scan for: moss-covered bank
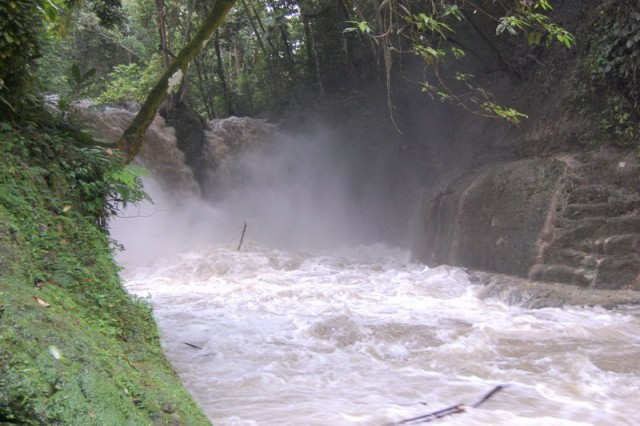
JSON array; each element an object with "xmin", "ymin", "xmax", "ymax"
[{"xmin": 0, "ymin": 124, "xmax": 210, "ymax": 424}]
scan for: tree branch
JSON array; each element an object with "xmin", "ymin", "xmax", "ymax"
[{"xmin": 116, "ymin": 0, "xmax": 236, "ymax": 163}]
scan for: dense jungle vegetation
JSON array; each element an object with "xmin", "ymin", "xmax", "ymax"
[
  {"xmin": 3, "ymin": 0, "xmax": 638, "ymax": 142},
  {"xmin": 0, "ymin": 0, "xmax": 638, "ymax": 423},
  {"xmin": 13, "ymin": 0, "xmax": 579, "ymax": 120}
]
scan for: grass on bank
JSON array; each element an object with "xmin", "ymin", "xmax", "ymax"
[{"xmin": 0, "ymin": 123, "xmax": 210, "ymax": 425}]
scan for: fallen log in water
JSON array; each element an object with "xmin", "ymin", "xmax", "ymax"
[{"xmin": 387, "ymin": 385, "xmax": 505, "ymax": 425}]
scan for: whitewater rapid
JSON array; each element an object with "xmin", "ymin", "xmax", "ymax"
[{"xmin": 122, "ymin": 243, "xmax": 640, "ymax": 426}]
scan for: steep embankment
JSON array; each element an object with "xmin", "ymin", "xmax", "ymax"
[
  {"xmin": 410, "ymin": 2, "xmax": 640, "ymax": 298},
  {"xmin": 0, "ymin": 125, "xmax": 209, "ymax": 424}
]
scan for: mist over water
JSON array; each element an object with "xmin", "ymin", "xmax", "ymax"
[
  {"xmin": 207, "ymin": 128, "xmax": 367, "ymax": 249},
  {"xmin": 111, "ymin": 117, "xmax": 640, "ymax": 425},
  {"xmin": 113, "ymin": 122, "xmax": 411, "ymax": 267}
]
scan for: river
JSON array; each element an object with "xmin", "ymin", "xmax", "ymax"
[
  {"xmin": 107, "ymin": 114, "xmax": 640, "ymax": 425},
  {"xmin": 118, "ymin": 237, "xmax": 640, "ymax": 425}
]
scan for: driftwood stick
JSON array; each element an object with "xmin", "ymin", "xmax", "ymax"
[
  {"xmin": 183, "ymin": 342, "xmax": 202, "ymax": 350},
  {"xmin": 389, "ymin": 404, "xmax": 465, "ymax": 425},
  {"xmin": 472, "ymin": 384, "xmax": 505, "ymax": 408},
  {"xmin": 387, "ymin": 385, "xmax": 505, "ymax": 425},
  {"xmin": 237, "ymin": 221, "xmax": 247, "ymax": 251}
]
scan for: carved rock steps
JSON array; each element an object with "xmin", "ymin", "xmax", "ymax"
[{"xmin": 530, "ymin": 181, "xmax": 640, "ymax": 290}]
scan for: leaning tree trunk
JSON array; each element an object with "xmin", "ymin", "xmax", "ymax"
[{"xmin": 117, "ymin": 0, "xmax": 236, "ymax": 163}]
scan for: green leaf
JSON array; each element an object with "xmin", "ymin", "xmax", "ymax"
[
  {"xmin": 527, "ymin": 32, "xmax": 542, "ymax": 45},
  {"xmin": 451, "ymin": 46, "xmax": 466, "ymax": 59},
  {"xmin": 124, "ymin": 164, "xmax": 151, "ymax": 178},
  {"xmin": 345, "ymin": 20, "xmax": 372, "ymax": 34}
]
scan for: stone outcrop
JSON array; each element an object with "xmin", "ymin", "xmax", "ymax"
[
  {"xmin": 203, "ymin": 116, "xmax": 278, "ymax": 192},
  {"xmin": 161, "ymin": 101, "xmax": 209, "ymax": 191},
  {"xmin": 79, "ymin": 106, "xmax": 279, "ymax": 200},
  {"xmin": 411, "ymin": 150, "xmax": 640, "ymax": 291},
  {"xmin": 80, "ymin": 105, "xmax": 201, "ymax": 199}
]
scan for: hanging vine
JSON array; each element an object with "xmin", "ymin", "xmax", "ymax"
[{"xmin": 345, "ymin": 0, "xmax": 575, "ymax": 123}]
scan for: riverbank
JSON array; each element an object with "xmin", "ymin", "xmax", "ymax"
[{"xmin": 0, "ymin": 125, "xmax": 209, "ymax": 424}]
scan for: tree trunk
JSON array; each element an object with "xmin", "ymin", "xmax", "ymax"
[
  {"xmin": 267, "ymin": 0, "xmax": 295, "ymax": 68},
  {"xmin": 117, "ymin": 0, "xmax": 236, "ymax": 162},
  {"xmin": 302, "ymin": 14, "xmax": 316, "ymax": 84},
  {"xmin": 182, "ymin": 0, "xmax": 197, "ymax": 44},
  {"xmin": 214, "ymin": 30, "xmax": 233, "ymax": 116},
  {"xmin": 249, "ymin": 0, "xmax": 278, "ymax": 54},
  {"xmin": 194, "ymin": 57, "xmax": 215, "ymax": 119},
  {"xmin": 231, "ymin": 41, "xmax": 243, "ymax": 81},
  {"xmin": 240, "ymin": 0, "xmax": 271, "ymax": 60},
  {"xmin": 155, "ymin": 0, "xmax": 170, "ymax": 69}
]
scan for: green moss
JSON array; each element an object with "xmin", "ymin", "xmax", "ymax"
[
  {"xmin": 572, "ymin": 2, "xmax": 640, "ymax": 150},
  {"xmin": 0, "ymin": 125, "xmax": 210, "ymax": 424}
]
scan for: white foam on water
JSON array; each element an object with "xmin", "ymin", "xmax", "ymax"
[{"xmin": 122, "ymin": 244, "xmax": 640, "ymax": 426}]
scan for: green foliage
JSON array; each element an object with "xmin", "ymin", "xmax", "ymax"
[
  {"xmin": 496, "ymin": 6, "xmax": 574, "ymax": 48},
  {"xmin": 482, "ymin": 102, "xmax": 528, "ymax": 124},
  {"xmin": 107, "ymin": 164, "xmax": 152, "ymax": 212},
  {"xmin": 422, "ymin": 74, "xmax": 527, "ymax": 124},
  {"xmin": 1, "ymin": 113, "xmax": 149, "ymax": 228},
  {"xmin": 592, "ymin": 3, "xmax": 640, "ymax": 105},
  {"xmin": 53, "ymin": 63, "xmax": 99, "ymax": 120},
  {"xmin": 598, "ymin": 95, "xmax": 640, "ymax": 143},
  {"xmin": 58, "ymin": 144, "xmax": 135, "ymax": 225},
  {"xmin": 3, "ymin": 0, "xmax": 578, "ymax": 132},
  {"xmin": 35, "ymin": 38, "xmax": 75, "ymax": 95},
  {"xmin": 0, "ymin": 0, "xmax": 45, "ymax": 117},
  {"xmin": 413, "ymin": 12, "xmax": 454, "ymax": 37},
  {"xmin": 360, "ymin": 0, "xmax": 575, "ymax": 123},
  {"xmin": 577, "ymin": 1, "xmax": 640, "ymax": 148},
  {"xmin": 69, "ymin": 63, "xmax": 97, "ymax": 94},
  {"xmin": 344, "ymin": 20, "xmax": 372, "ymax": 34},
  {"xmin": 90, "ymin": 0, "xmax": 125, "ymax": 28},
  {"xmin": 97, "ymin": 58, "xmax": 162, "ymax": 104},
  {"xmin": 35, "ymin": 0, "xmax": 154, "ymax": 106},
  {"xmin": 0, "ymin": 123, "xmax": 210, "ymax": 424}
]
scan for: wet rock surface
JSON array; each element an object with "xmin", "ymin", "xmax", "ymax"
[
  {"xmin": 471, "ymin": 271, "xmax": 640, "ymax": 309},
  {"xmin": 411, "ymin": 157, "xmax": 566, "ymax": 277},
  {"xmin": 79, "ymin": 105, "xmax": 201, "ymax": 199},
  {"xmin": 412, "ymin": 149, "xmax": 640, "ymax": 295}
]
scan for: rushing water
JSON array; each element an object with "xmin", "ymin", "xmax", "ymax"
[
  {"xmin": 102, "ymin": 111, "xmax": 640, "ymax": 425},
  {"xmin": 121, "ymin": 242, "xmax": 640, "ymax": 426}
]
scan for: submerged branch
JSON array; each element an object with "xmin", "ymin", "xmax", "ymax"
[
  {"xmin": 237, "ymin": 222, "xmax": 247, "ymax": 251},
  {"xmin": 387, "ymin": 385, "xmax": 506, "ymax": 425}
]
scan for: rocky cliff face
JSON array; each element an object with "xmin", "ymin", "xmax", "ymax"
[
  {"xmin": 408, "ymin": 2, "xmax": 640, "ymax": 295},
  {"xmin": 411, "ymin": 150, "xmax": 640, "ymax": 291}
]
